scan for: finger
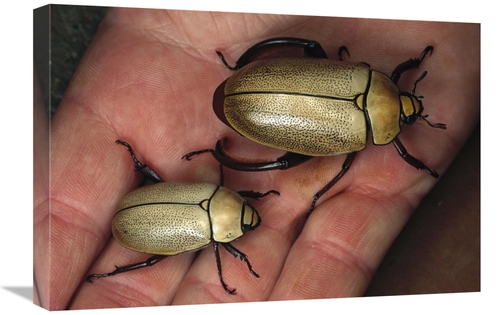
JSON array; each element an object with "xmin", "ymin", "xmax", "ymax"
[
  {"xmin": 46, "ymin": 8, "xmax": 174, "ymax": 308},
  {"xmin": 268, "ymin": 189, "xmax": 413, "ymax": 299},
  {"xmin": 33, "ymin": 67, "xmax": 49, "ymax": 308}
]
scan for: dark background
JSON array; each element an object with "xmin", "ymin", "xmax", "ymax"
[
  {"xmin": 41, "ymin": 4, "xmax": 480, "ymax": 297},
  {"xmin": 43, "ymin": 5, "xmax": 107, "ymax": 117}
]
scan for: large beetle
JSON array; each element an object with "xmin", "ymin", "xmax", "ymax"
[
  {"xmin": 86, "ymin": 140, "xmax": 278, "ymax": 294},
  {"xmin": 184, "ymin": 37, "xmax": 446, "ymax": 213}
]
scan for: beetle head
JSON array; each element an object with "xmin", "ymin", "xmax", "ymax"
[
  {"xmin": 241, "ymin": 202, "xmax": 261, "ymax": 232},
  {"xmin": 399, "ymin": 71, "xmax": 446, "ymax": 129},
  {"xmin": 400, "ymin": 92, "xmax": 423, "ymax": 126}
]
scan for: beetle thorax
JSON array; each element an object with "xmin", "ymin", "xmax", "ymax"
[
  {"xmin": 209, "ymin": 187, "xmax": 251, "ymax": 243},
  {"xmin": 400, "ymin": 93, "xmax": 423, "ymax": 125}
]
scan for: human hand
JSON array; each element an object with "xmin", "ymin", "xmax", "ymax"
[{"xmin": 34, "ymin": 8, "xmax": 479, "ymax": 309}]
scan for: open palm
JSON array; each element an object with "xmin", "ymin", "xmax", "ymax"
[{"xmin": 34, "ymin": 9, "xmax": 479, "ymax": 309}]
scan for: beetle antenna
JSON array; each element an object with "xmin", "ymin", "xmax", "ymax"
[
  {"xmin": 420, "ymin": 114, "xmax": 447, "ymax": 129},
  {"xmin": 411, "ymin": 71, "xmax": 446, "ymax": 129},
  {"xmin": 412, "ymin": 71, "xmax": 427, "ymax": 95}
]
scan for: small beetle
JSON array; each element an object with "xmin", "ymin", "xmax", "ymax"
[
  {"xmin": 184, "ymin": 37, "xmax": 446, "ymax": 214},
  {"xmin": 86, "ymin": 140, "xmax": 278, "ymax": 294}
]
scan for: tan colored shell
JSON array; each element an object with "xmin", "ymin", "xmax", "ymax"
[
  {"xmin": 225, "ymin": 58, "xmax": 370, "ymax": 99},
  {"xmin": 223, "ymin": 57, "xmax": 404, "ymax": 155},
  {"xmin": 112, "ymin": 182, "xmax": 259, "ymax": 255}
]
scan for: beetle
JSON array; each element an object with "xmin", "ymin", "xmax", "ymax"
[
  {"xmin": 86, "ymin": 140, "xmax": 279, "ymax": 294},
  {"xmin": 183, "ymin": 37, "xmax": 446, "ymax": 214}
]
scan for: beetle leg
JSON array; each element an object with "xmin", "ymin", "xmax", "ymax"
[
  {"xmin": 218, "ymin": 164, "xmax": 225, "ymax": 186},
  {"xmin": 390, "ymin": 46, "xmax": 433, "ymax": 84},
  {"xmin": 221, "ymin": 243, "xmax": 260, "ymax": 278},
  {"xmin": 182, "ymin": 139, "xmax": 313, "ymax": 171},
  {"xmin": 308, "ymin": 152, "xmax": 357, "ymax": 216},
  {"xmin": 215, "ymin": 138, "xmax": 313, "ymax": 171},
  {"xmin": 213, "ymin": 149, "xmax": 312, "ymax": 171},
  {"xmin": 237, "ymin": 189, "xmax": 280, "ymax": 200},
  {"xmin": 213, "ymin": 242, "xmax": 236, "ymax": 294},
  {"xmin": 217, "ymin": 37, "xmax": 329, "ymax": 70},
  {"xmin": 116, "ymin": 140, "xmax": 164, "ymax": 183},
  {"xmin": 392, "ymin": 137, "xmax": 439, "ymax": 178},
  {"xmin": 337, "ymin": 46, "xmax": 372, "ymax": 67},
  {"xmin": 183, "ymin": 149, "xmax": 281, "ymax": 198},
  {"xmin": 85, "ymin": 255, "xmax": 167, "ymax": 283}
]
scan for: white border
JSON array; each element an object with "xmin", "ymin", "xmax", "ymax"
[{"xmin": 1, "ymin": 0, "xmax": 495, "ymax": 314}]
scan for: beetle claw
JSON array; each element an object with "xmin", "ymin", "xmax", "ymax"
[
  {"xmin": 337, "ymin": 46, "xmax": 350, "ymax": 61},
  {"xmin": 420, "ymin": 46, "xmax": 434, "ymax": 60},
  {"xmin": 85, "ymin": 275, "xmax": 95, "ymax": 284},
  {"xmin": 224, "ymin": 286, "xmax": 237, "ymax": 295},
  {"xmin": 427, "ymin": 169, "xmax": 439, "ymax": 178},
  {"xmin": 181, "ymin": 148, "xmax": 214, "ymax": 161},
  {"xmin": 216, "ymin": 50, "xmax": 238, "ymax": 70}
]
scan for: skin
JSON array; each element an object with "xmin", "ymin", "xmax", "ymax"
[{"xmin": 33, "ymin": 8, "xmax": 479, "ymax": 309}]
